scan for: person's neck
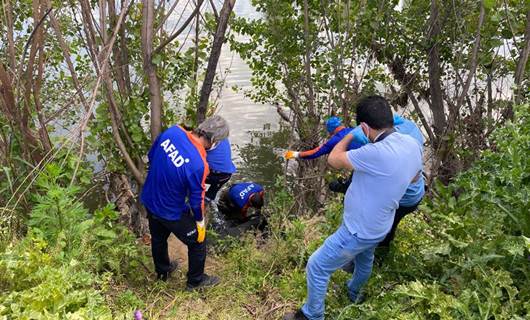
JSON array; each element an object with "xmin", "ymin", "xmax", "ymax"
[
  {"xmin": 370, "ymin": 127, "xmax": 392, "ymax": 142},
  {"xmin": 190, "ymin": 132, "xmax": 208, "ymax": 149}
]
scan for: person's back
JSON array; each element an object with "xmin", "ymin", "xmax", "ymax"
[
  {"xmin": 206, "ymin": 138, "xmax": 236, "ymax": 174},
  {"xmin": 344, "ymin": 132, "xmax": 422, "ymax": 238},
  {"xmin": 395, "ymin": 118, "xmax": 425, "ymax": 207},
  {"xmin": 228, "ymin": 182, "xmax": 264, "ymax": 210},
  {"xmin": 141, "ymin": 125, "xmax": 208, "ymax": 221}
]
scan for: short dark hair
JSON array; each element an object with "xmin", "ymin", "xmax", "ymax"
[
  {"xmin": 355, "ymin": 95, "xmax": 393, "ymax": 129},
  {"xmin": 249, "ymin": 192, "xmax": 264, "ymax": 209}
]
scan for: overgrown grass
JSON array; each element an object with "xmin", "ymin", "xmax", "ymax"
[{"xmin": 1, "ymin": 106, "xmax": 529, "ymax": 319}]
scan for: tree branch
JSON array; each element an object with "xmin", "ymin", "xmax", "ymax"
[
  {"xmin": 455, "ymin": 1, "xmax": 485, "ymax": 110},
  {"xmin": 196, "ymin": 0, "xmax": 236, "ymax": 123},
  {"xmin": 153, "ymin": 0, "xmax": 205, "ymax": 56},
  {"xmin": 46, "ymin": 2, "xmax": 90, "ymax": 111},
  {"xmin": 514, "ymin": 8, "xmax": 530, "ymax": 104}
]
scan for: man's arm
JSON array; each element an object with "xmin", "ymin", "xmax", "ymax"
[
  {"xmin": 188, "ymin": 167, "xmax": 208, "ymax": 221},
  {"xmin": 328, "ymin": 133, "xmax": 354, "ymax": 170},
  {"xmin": 299, "ymin": 134, "xmax": 342, "ymax": 159}
]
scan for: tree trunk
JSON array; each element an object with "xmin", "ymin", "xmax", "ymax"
[
  {"xmin": 109, "ymin": 0, "xmax": 131, "ymax": 98},
  {"xmin": 514, "ymin": 9, "xmax": 530, "ymax": 105},
  {"xmin": 141, "ymin": 0, "xmax": 163, "ymax": 141},
  {"xmin": 427, "ymin": 0, "xmax": 446, "ymax": 142},
  {"xmin": 196, "ymin": 0, "xmax": 236, "ymax": 124},
  {"xmin": 302, "ymin": 0, "xmax": 316, "ymax": 117}
]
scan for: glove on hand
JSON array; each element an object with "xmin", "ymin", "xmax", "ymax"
[
  {"xmin": 393, "ymin": 114, "xmax": 405, "ymax": 125},
  {"xmin": 196, "ymin": 220, "xmax": 206, "ymax": 243},
  {"xmin": 284, "ymin": 150, "xmax": 300, "ymax": 160},
  {"xmin": 350, "ymin": 126, "xmax": 370, "ymax": 145}
]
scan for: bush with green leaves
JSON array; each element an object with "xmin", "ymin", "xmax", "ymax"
[{"xmin": 0, "ymin": 162, "xmax": 144, "ymax": 318}]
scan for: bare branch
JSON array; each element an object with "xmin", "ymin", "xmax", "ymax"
[
  {"xmin": 156, "ymin": 0, "xmax": 181, "ymax": 34},
  {"xmin": 46, "ymin": 1, "xmax": 90, "ymax": 111},
  {"xmin": 153, "ymin": 0, "xmax": 205, "ymax": 56},
  {"xmin": 302, "ymin": 0, "xmax": 316, "ymax": 116},
  {"xmin": 208, "ymin": 0, "xmax": 219, "ymax": 22},
  {"xmin": 455, "ymin": 1, "xmax": 485, "ymax": 110}
]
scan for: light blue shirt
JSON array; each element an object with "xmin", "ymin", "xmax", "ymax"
[
  {"xmin": 395, "ymin": 119, "xmax": 425, "ymax": 206},
  {"xmin": 352, "ymin": 115, "xmax": 425, "ymax": 207},
  {"xmin": 344, "ymin": 132, "xmax": 422, "ymax": 239}
]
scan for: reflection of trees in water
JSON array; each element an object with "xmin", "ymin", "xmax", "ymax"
[{"xmin": 235, "ymin": 126, "xmax": 290, "ymax": 189}]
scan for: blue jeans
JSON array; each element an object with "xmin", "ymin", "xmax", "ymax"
[{"xmin": 301, "ymin": 224, "xmax": 384, "ymax": 320}]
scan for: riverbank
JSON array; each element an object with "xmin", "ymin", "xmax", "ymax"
[{"xmin": 1, "ymin": 106, "xmax": 529, "ymax": 319}]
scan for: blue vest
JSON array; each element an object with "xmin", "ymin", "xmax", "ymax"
[
  {"xmin": 141, "ymin": 126, "xmax": 208, "ymax": 221},
  {"xmin": 228, "ymin": 182, "xmax": 264, "ymax": 209}
]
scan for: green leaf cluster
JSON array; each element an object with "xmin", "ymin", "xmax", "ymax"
[{"xmin": 0, "ymin": 161, "xmax": 144, "ymax": 318}]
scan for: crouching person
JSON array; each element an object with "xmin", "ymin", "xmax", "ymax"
[
  {"xmin": 141, "ymin": 116, "xmax": 229, "ymax": 290},
  {"xmin": 216, "ymin": 182, "xmax": 267, "ymax": 236}
]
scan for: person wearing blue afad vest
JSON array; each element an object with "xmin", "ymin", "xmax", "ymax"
[
  {"xmin": 330, "ymin": 113, "xmax": 425, "ymax": 248},
  {"xmin": 140, "ymin": 115, "xmax": 229, "ymax": 290},
  {"xmin": 284, "ymin": 96, "xmax": 423, "ymax": 320},
  {"xmin": 218, "ymin": 182, "xmax": 265, "ymax": 222},
  {"xmin": 284, "ymin": 116, "xmax": 363, "ymax": 161},
  {"xmin": 205, "ymin": 138, "xmax": 237, "ymax": 202}
]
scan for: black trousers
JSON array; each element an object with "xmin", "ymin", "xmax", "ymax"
[
  {"xmin": 378, "ymin": 201, "xmax": 421, "ymax": 247},
  {"xmin": 205, "ymin": 172, "xmax": 232, "ymax": 201},
  {"xmin": 217, "ymin": 189, "xmax": 242, "ymax": 220},
  {"xmin": 148, "ymin": 210, "xmax": 206, "ymax": 286}
]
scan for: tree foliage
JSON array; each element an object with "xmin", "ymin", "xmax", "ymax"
[{"xmin": 230, "ymin": 0, "xmax": 530, "ymax": 185}]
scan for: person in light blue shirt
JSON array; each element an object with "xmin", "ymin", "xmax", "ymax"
[
  {"xmin": 331, "ymin": 114, "xmax": 425, "ymax": 248},
  {"xmin": 205, "ymin": 138, "xmax": 237, "ymax": 202},
  {"xmin": 284, "ymin": 96, "xmax": 423, "ymax": 320}
]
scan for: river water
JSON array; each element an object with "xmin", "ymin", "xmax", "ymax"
[
  {"xmin": 171, "ymin": 0, "xmax": 280, "ymax": 154},
  {"xmin": 170, "ymin": 0, "xmax": 286, "ymax": 188}
]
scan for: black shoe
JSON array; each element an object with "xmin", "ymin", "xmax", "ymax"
[
  {"xmin": 156, "ymin": 261, "xmax": 178, "ymax": 281},
  {"xmin": 328, "ymin": 180, "xmax": 348, "ymax": 194},
  {"xmin": 283, "ymin": 309, "xmax": 309, "ymax": 320},
  {"xmin": 186, "ymin": 274, "xmax": 220, "ymax": 291}
]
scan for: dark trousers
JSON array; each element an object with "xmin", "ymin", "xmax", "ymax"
[
  {"xmin": 378, "ymin": 201, "xmax": 421, "ymax": 247},
  {"xmin": 205, "ymin": 172, "xmax": 232, "ymax": 201},
  {"xmin": 217, "ymin": 189, "xmax": 242, "ymax": 220},
  {"xmin": 148, "ymin": 210, "xmax": 206, "ymax": 286}
]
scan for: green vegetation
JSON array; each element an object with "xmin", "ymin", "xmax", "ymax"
[
  {"xmin": 1, "ymin": 105, "xmax": 528, "ymax": 319},
  {"xmin": 1, "ymin": 0, "xmax": 529, "ymax": 318}
]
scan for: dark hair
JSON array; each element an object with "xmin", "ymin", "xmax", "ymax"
[
  {"xmin": 355, "ymin": 95, "xmax": 393, "ymax": 129},
  {"xmin": 193, "ymin": 128, "xmax": 213, "ymax": 144},
  {"xmin": 249, "ymin": 192, "xmax": 264, "ymax": 209}
]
